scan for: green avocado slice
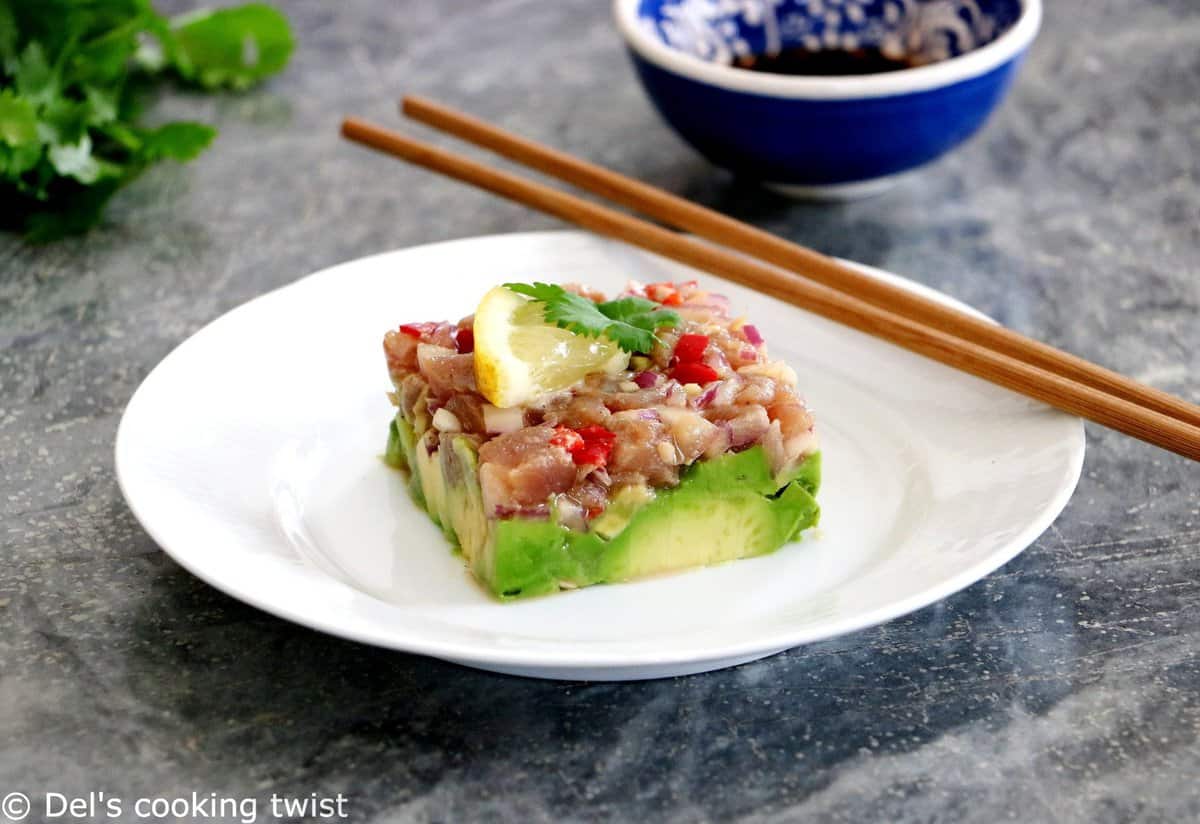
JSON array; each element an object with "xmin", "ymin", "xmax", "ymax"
[{"xmin": 385, "ymin": 414, "xmax": 821, "ymax": 600}]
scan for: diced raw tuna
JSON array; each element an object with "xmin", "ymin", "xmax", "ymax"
[
  {"xmin": 607, "ymin": 415, "xmax": 679, "ymax": 488},
  {"xmin": 417, "ymin": 343, "xmax": 478, "ymax": 397},
  {"xmin": 478, "ymin": 425, "xmax": 577, "ymax": 513},
  {"xmin": 384, "ymin": 278, "xmax": 817, "ymax": 530}
]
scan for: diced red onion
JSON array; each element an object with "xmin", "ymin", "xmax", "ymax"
[
  {"xmin": 711, "ymin": 378, "xmax": 741, "ymax": 407},
  {"xmin": 553, "ymin": 495, "xmax": 587, "ymax": 532},
  {"xmin": 738, "ymin": 346, "xmax": 758, "ymax": 363},
  {"xmin": 695, "ymin": 386, "xmax": 718, "ymax": 409},
  {"xmin": 612, "ymin": 408, "xmax": 657, "ymax": 422},
  {"xmin": 742, "ymin": 324, "xmax": 764, "ymax": 346},
  {"xmin": 632, "ymin": 371, "xmax": 659, "ymax": 389},
  {"xmin": 726, "ymin": 407, "xmax": 770, "ymax": 448},
  {"xmin": 704, "ymin": 349, "xmax": 730, "ymax": 372},
  {"xmin": 494, "ymin": 504, "xmax": 550, "ymax": 519},
  {"xmin": 763, "ymin": 420, "xmax": 787, "ymax": 475}
]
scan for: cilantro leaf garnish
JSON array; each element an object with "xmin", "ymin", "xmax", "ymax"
[
  {"xmin": 0, "ymin": 1, "xmax": 293, "ymax": 242},
  {"xmin": 504, "ymin": 282, "xmax": 680, "ymax": 354},
  {"xmin": 593, "ymin": 296, "xmax": 682, "ymax": 352}
]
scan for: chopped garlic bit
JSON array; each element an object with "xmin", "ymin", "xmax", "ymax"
[
  {"xmin": 432, "ymin": 407, "xmax": 462, "ymax": 432},
  {"xmin": 619, "ymin": 380, "xmax": 639, "ymax": 392},
  {"xmin": 683, "ymin": 382, "xmax": 702, "ymax": 396}
]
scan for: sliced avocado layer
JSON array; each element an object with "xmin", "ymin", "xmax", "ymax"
[{"xmin": 386, "ymin": 414, "xmax": 821, "ymax": 600}]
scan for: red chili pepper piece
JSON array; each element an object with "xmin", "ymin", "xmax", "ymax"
[
  {"xmin": 575, "ymin": 446, "xmax": 604, "ymax": 467},
  {"xmin": 671, "ymin": 361, "xmax": 720, "ymax": 385},
  {"xmin": 575, "ymin": 425, "xmax": 616, "ymax": 467},
  {"xmin": 398, "ymin": 322, "xmax": 435, "ymax": 338},
  {"xmin": 550, "ymin": 426, "xmax": 584, "ymax": 452},
  {"xmin": 661, "ymin": 292, "xmax": 683, "ymax": 306},
  {"xmin": 576, "ymin": 425, "xmax": 616, "ymax": 444},
  {"xmin": 645, "ymin": 282, "xmax": 678, "ymax": 304},
  {"xmin": 673, "ymin": 333, "xmax": 709, "ymax": 363},
  {"xmin": 455, "ymin": 327, "xmax": 474, "ymax": 353},
  {"xmin": 552, "ymin": 425, "xmax": 616, "ymax": 467}
]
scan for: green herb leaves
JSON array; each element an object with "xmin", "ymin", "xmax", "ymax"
[
  {"xmin": 505, "ymin": 282, "xmax": 680, "ymax": 354},
  {"xmin": 158, "ymin": 4, "xmax": 294, "ymax": 91},
  {"xmin": 0, "ymin": 90, "xmax": 38, "ymax": 147},
  {"xmin": 0, "ymin": 1, "xmax": 294, "ymax": 242}
]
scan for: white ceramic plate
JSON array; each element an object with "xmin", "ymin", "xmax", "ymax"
[{"xmin": 116, "ymin": 231, "xmax": 1084, "ymax": 680}]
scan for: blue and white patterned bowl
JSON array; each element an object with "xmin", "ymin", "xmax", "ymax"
[{"xmin": 614, "ymin": 0, "xmax": 1041, "ymax": 197}]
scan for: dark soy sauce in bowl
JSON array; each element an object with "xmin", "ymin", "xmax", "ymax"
[{"xmin": 732, "ymin": 46, "xmax": 924, "ymax": 76}]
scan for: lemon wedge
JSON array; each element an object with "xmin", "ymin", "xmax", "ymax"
[{"xmin": 473, "ymin": 285, "xmax": 629, "ymax": 408}]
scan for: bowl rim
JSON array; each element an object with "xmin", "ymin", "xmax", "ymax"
[{"xmin": 613, "ymin": 0, "xmax": 1042, "ymax": 100}]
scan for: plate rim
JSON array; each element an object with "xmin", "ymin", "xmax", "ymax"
[{"xmin": 115, "ymin": 230, "xmax": 1085, "ymax": 672}]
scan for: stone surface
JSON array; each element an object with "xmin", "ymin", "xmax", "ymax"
[{"xmin": 1, "ymin": 1, "xmax": 1198, "ymax": 822}]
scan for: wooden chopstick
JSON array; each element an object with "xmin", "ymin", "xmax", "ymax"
[
  {"xmin": 401, "ymin": 94, "xmax": 1200, "ymax": 432},
  {"xmin": 340, "ymin": 116, "xmax": 1200, "ymax": 462}
]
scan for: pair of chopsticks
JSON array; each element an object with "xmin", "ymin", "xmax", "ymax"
[{"xmin": 341, "ymin": 96, "xmax": 1200, "ymax": 463}]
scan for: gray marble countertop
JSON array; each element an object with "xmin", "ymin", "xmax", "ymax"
[{"xmin": 2, "ymin": 1, "xmax": 1198, "ymax": 822}]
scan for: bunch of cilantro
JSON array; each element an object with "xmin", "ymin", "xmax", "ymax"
[{"xmin": 0, "ymin": 0, "xmax": 293, "ymax": 242}]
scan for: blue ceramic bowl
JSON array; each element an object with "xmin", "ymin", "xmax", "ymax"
[{"xmin": 615, "ymin": 0, "xmax": 1041, "ymax": 197}]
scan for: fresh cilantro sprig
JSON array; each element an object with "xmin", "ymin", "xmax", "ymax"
[
  {"xmin": 505, "ymin": 282, "xmax": 681, "ymax": 354},
  {"xmin": 0, "ymin": 1, "xmax": 294, "ymax": 242}
]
